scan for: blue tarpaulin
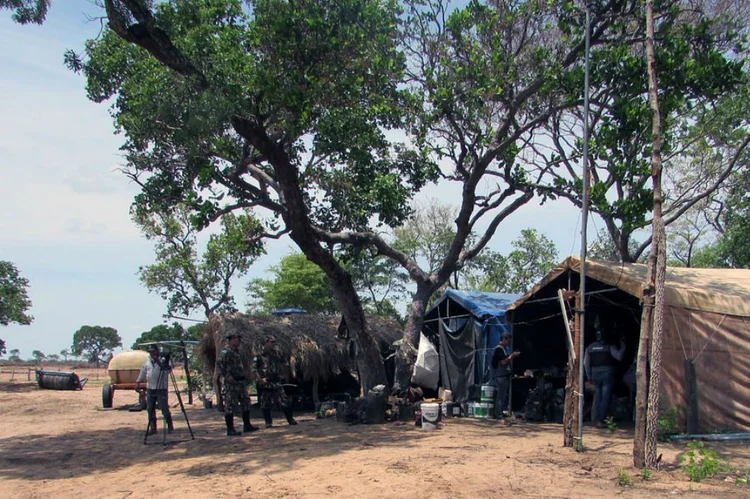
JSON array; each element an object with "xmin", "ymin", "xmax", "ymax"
[{"xmin": 422, "ymin": 289, "xmax": 521, "ymax": 402}]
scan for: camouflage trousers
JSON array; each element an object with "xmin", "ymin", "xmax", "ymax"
[
  {"xmin": 258, "ymin": 383, "xmax": 290, "ymax": 410},
  {"xmin": 223, "ymin": 381, "xmax": 251, "ymax": 416}
]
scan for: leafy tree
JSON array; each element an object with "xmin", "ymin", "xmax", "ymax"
[
  {"xmin": 17, "ymin": 0, "xmax": 701, "ymax": 392},
  {"xmin": 8, "ymin": 348, "xmax": 20, "ymax": 362},
  {"xmin": 344, "ymin": 248, "xmax": 409, "ymax": 322},
  {"xmin": 131, "ymin": 322, "xmax": 202, "ymax": 363},
  {"xmin": 588, "ymin": 229, "xmax": 645, "ymax": 263},
  {"xmin": 462, "ymin": 230, "xmax": 559, "ymax": 293},
  {"xmin": 47, "ymin": 353, "xmax": 60, "ymax": 362},
  {"xmin": 0, "ymin": 0, "xmax": 50, "ymax": 24},
  {"xmin": 0, "ymin": 261, "xmax": 33, "ymax": 356},
  {"xmin": 536, "ymin": 3, "xmax": 747, "ymax": 263},
  {"xmin": 715, "ymin": 169, "xmax": 750, "ymax": 267},
  {"xmin": 31, "ymin": 349, "xmax": 45, "ymax": 363},
  {"xmin": 60, "ymin": 348, "xmax": 70, "ymax": 362},
  {"xmin": 248, "ymin": 253, "xmax": 338, "ymax": 314},
  {"xmin": 134, "ymin": 203, "xmax": 264, "ymax": 318},
  {"xmin": 71, "ymin": 325, "xmax": 122, "ymax": 367}
]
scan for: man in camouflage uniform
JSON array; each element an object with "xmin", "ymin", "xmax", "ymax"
[
  {"xmin": 217, "ymin": 333, "xmax": 258, "ymax": 436},
  {"xmin": 254, "ymin": 335, "xmax": 297, "ymax": 427}
]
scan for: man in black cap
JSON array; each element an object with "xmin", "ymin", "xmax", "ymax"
[
  {"xmin": 254, "ymin": 335, "xmax": 297, "ymax": 427},
  {"xmin": 135, "ymin": 344, "xmax": 173, "ymax": 435},
  {"xmin": 217, "ymin": 332, "xmax": 258, "ymax": 436}
]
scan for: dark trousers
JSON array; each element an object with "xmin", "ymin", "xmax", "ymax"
[
  {"xmin": 494, "ymin": 376, "xmax": 510, "ymax": 418},
  {"xmin": 592, "ymin": 369, "xmax": 614, "ymax": 423},
  {"xmin": 146, "ymin": 389, "xmax": 172, "ymax": 425}
]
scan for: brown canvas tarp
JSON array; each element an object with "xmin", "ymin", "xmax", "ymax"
[{"xmin": 508, "ymin": 257, "xmax": 750, "ymax": 431}]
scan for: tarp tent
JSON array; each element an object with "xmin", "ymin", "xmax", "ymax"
[
  {"xmin": 506, "ymin": 256, "xmax": 750, "ymax": 431},
  {"xmin": 422, "ymin": 289, "xmax": 521, "ymax": 403}
]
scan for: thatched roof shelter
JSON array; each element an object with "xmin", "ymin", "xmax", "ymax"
[{"xmin": 200, "ymin": 313, "xmax": 402, "ymax": 382}]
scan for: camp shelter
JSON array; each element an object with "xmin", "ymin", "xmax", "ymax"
[
  {"xmin": 422, "ymin": 289, "xmax": 521, "ymax": 403},
  {"xmin": 200, "ymin": 312, "xmax": 402, "ymax": 406},
  {"xmin": 506, "ymin": 256, "xmax": 750, "ymax": 432}
]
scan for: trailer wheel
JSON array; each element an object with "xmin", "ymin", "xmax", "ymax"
[{"xmin": 102, "ymin": 384, "xmax": 114, "ymax": 408}]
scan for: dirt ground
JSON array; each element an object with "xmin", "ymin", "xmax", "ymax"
[{"xmin": 2, "ymin": 369, "xmax": 750, "ymax": 498}]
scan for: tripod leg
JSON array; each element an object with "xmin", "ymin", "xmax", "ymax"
[{"xmin": 171, "ymin": 370, "xmax": 195, "ymax": 440}]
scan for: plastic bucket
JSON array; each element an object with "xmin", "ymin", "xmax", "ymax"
[
  {"xmin": 421, "ymin": 403, "xmax": 440, "ymax": 430},
  {"xmin": 480, "ymin": 384, "xmax": 496, "ymax": 402},
  {"xmin": 475, "ymin": 402, "xmax": 494, "ymax": 419},
  {"xmin": 467, "ymin": 402, "xmax": 476, "ymax": 418},
  {"xmin": 441, "ymin": 402, "xmax": 452, "ymax": 418}
]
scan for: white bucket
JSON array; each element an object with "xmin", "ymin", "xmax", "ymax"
[
  {"xmin": 421, "ymin": 402, "xmax": 440, "ymax": 431},
  {"xmin": 443, "ymin": 389, "xmax": 453, "ymax": 403},
  {"xmin": 480, "ymin": 384, "xmax": 496, "ymax": 402}
]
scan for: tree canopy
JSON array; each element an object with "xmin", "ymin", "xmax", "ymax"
[
  {"xmin": 71, "ymin": 325, "xmax": 122, "ymax": 367},
  {"xmin": 0, "ymin": 261, "xmax": 34, "ymax": 356},
  {"xmin": 134, "ymin": 203, "xmax": 265, "ymax": 318}
]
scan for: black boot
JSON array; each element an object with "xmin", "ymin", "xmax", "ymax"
[
  {"xmin": 225, "ymin": 414, "xmax": 241, "ymax": 436},
  {"xmin": 242, "ymin": 411, "xmax": 258, "ymax": 433},
  {"xmin": 262, "ymin": 408, "xmax": 273, "ymax": 428},
  {"xmin": 166, "ymin": 415, "xmax": 174, "ymax": 433},
  {"xmin": 284, "ymin": 408, "xmax": 298, "ymax": 426}
]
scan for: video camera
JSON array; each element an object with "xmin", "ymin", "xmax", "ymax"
[{"xmin": 157, "ymin": 351, "xmax": 172, "ymax": 371}]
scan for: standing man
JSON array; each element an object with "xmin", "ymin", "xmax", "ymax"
[
  {"xmin": 218, "ymin": 333, "xmax": 258, "ymax": 436},
  {"xmin": 584, "ymin": 326, "xmax": 626, "ymax": 427},
  {"xmin": 492, "ymin": 332, "xmax": 520, "ymax": 419},
  {"xmin": 135, "ymin": 344, "xmax": 173, "ymax": 435},
  {"xmin": 254, "ymin": 335, "xmax": 297, "ymax": 428}
]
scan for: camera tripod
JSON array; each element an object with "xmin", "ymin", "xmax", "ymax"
[{"xmin": 143, "ymin": 360, "xmax": 195, "ymax": 446}]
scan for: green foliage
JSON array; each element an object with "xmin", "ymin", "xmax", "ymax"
[
  {"xmin": 0, "ymin": 261, "xmax": 33, "ymax": 327},
  {"xmin": 0, "ymin": 0, "xmax": 50, "ymax": 24},
  {"xmin": 342, "ymin": 247, "xmax": 408, "ymax": 322},
  {"xmin": 462, "ymin": 229, "xmax": 559, "ymax": 293},
  {"xmin": 134, "ymin": 204, "xmax": 264, "ymax": 318},
  {"xmin": 717, "ymin": 169, "xmax": 750, "ymax": 267},
  {"xmin": 616, "ymin": 468, "xmax": 633, "ymax": 487},
  {"xmin": 131, "ymin": 322, "xmax": 203, "ymax": 363},
  {"xmin": 641, "ymin": 469, "xmax": 652, "ymax": 481},
  {"xmin": 0, "ymin": 261, "xmax": 33, "ymax": 357},
  {"xmin": 658, "ymin": 405, "xmax": 684, "ymax": 441},
  {"xmin": 31, "ymin": 350, "xmax": 45, "ymax": 363},
  {"xmin": 248, "ymin": 253, "xmax": 338, "ymax": 314},
  {"xmin": 679, "ymin": 440, "xmax": 721, "ymax": 482},
  {"xmin": 71, "ymin": 325, "xmax": 122, "ymax": 367},
  {"xmin": 8, "ymin": 348, "xmax": 20, "ymax": 362},
  {"xmin": 605, "ymin": 416, "xmax": 617, "ymax": 433}
]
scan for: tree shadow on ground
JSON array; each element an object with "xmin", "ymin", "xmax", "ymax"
[
  {"xmin": 0, "ymin": 382, "xmax": 37, "ymax": 393},
  {"xmin": 0, "ymin": 407, "xmax": 430, "ymax": 481}
]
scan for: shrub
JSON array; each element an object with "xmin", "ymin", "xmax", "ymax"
[
  {"xmin": 617, "ymin": 468, "xmax": 633, "ymax": 486},
  {"xmin": 679, "ymin": 440, "xmax": 721, "ymax": 482}
]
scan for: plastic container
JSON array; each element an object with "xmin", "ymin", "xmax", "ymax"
[
  {"xmin": 480, "ymin": 384, "xmax": 496, "ymax": 402},
  {"xmin": 474, "ymin": 402, "xmax": 494, "ymax": 419},
  {"xmin": 421, "ymin": 402, "xmax": 440, "ymax": 430}
]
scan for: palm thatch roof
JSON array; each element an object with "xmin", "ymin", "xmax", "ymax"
[{"xmin": 200, "ymin": 313, "xmax": 402, "ymax": 382}]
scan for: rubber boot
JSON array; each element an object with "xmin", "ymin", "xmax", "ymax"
[
  {"xmin": 225, "ymin": 414, "xmax": 242, "ymax": 436},
  {"xmin": 166, "ymin": 415, "xmax": 174, "ymax": 433},
  {"xmin": 284, "ymin": 408, "xmax": 298, "ymax": 426},
  {"xmin": 262, "ymin": 408, "xmax": 273, "ymax": 428},
  {"xmin": 242, "ymin": 411, "xmax": 258, "ymax": 433}
]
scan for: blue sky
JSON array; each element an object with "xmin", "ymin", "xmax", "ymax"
[{"xmin": 0, "ymin": 2, "xmax": 593, "ymax": 359}]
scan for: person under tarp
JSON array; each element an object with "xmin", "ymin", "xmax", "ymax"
[{"xmin": 492, "ymin": 332, "xmax": 520, "ymax": 419}]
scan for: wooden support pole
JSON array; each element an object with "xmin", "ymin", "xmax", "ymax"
[
  {"xmin": 685, "ymin": 359, "xmax": 699, "ymax": 434},
  {"xmin": 563, "ymin": 293, "xmax": 582, "ymax": 447}
]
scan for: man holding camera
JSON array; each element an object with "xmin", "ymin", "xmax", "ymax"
[
  {"xmin": 218, "ymin": 333, "xmax": 258, "ymax": 436},
  {"xmin": 135, "ymin": 344, "xmax": 173, "ymax": 435},
  {"xmin": 254, "ymin": 335, "xmax": 297, "ymax": 428}
]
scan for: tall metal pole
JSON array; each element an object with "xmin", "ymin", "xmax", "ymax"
[{"xmin": 577, "ymin": 1, "xmax": 592, "ymax": 448}]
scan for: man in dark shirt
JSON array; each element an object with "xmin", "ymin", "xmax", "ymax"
[
  {"xmin": 584, "ymin": 328, "xmax": 625, "ymax": 427},
  {"xmin": 491, "ymin": 332, "xmax": 520, "ymax": 419}
]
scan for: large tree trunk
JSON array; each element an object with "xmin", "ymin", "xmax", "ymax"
[
  {"xmin": 635, "ymin": 0, "xmax": 666, "ymax": 468},
  {"xmin": 393, "ymin": 284, "xmax": 433, "ymax": 393}
]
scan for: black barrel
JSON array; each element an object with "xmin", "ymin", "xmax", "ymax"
[{"xmin": 37, "ymin": 370, "xmax": 82, "ymax": 390}]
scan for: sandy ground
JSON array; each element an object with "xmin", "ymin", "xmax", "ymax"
[{"xmin": 1, "ymin": 368, "xmax": 750, "ymax": 498}]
